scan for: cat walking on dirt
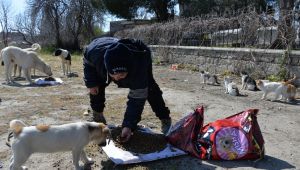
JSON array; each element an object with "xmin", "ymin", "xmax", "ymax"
[{"xmin": 256, "ymin": 75, "xmax": 297, "ymax": 102}]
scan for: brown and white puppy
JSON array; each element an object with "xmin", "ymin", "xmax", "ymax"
[
  {"xmin": 54, "ymin": 48, "xmax": 72, "ymax": 75},
  {"xmin": 7, "ymin": 119, "xmax": 110, "ymax": 170}
]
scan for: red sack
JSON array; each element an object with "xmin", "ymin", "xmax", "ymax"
[
  {"xmin": 166, "ymin": 107, "xmax": 204, "ymax": 156},
  {"xmin": 167, "ymin": 107, "xmax": 265, "ymax": 160}
]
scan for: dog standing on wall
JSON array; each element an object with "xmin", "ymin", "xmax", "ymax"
[
  {"xmin": 0, "ymin": 46, "xmax": 52, "ymax": 84},
  {"xmin": 6, "ymin": 119, "xmax": 110, "ymax": 170},
  {"xmin": 54, "ymin": 48, "xmax": 72, "ymax": 75}
]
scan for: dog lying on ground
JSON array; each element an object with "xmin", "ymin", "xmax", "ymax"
[
  {"xmin": 0, "ymin": 46, "xmax": 52, "ymax": 84},
  {"xmin": 200, "ymin": 71, "xmax": 220, "ymax": 85},
  {"xmin": 6, "ymin": 119, "xmax": 110, "ymax": 170},
  {"xmin": 54, "ymin": 48, "xmax": 72, "ymax": 75}
]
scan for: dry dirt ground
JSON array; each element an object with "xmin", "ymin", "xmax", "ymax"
[{"xmin": 0, "ymin": 53, "xmax": 299, "ymax": 170}]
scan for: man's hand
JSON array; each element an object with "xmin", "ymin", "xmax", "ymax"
[
  {"xmin": 89, "ymin": 86, "xmax": 99, "ymax": 95},
  {"xmin": 120, "ymin": 127, "xmax": 132, "ymax": 143}
]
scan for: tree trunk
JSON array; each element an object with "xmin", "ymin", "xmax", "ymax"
[
  {"xmin": 152, "ymin": 0, "xmax": 169, "ymax": 21},
  {"xmin": 277, "ymin": 0, "xmax": 295, "ymax": 78},
  {"xmin": 54, "ymin": 10, "xmax": 62, "ymax": 47}
]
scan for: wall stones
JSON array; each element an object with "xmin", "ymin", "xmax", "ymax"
[{"xmin": 150, "ymin": 45, "xmax": 300, "ymax": 79}]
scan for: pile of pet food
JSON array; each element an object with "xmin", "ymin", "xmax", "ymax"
[
  {"xmin": 111, "ymin": 127, "xmax": 167, "ymax": 154},
  {"xmin": 44, "ymin": 76, "xmax": 56, "ymax": 81}
]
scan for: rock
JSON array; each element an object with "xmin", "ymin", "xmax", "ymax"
[{"xmin": 83, "ymin": 110, "xmax": 90, "ymax": 116}]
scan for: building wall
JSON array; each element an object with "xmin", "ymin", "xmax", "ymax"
[{"xmin": 110, "ymin": 20, "xmax": 152, "ymax": 34}]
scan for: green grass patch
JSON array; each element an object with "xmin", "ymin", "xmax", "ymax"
[
  {"xmin": 221, "ymin": 70, "xmax": 234, "ymax": 77},
  {"xmin": 267, "ymin": 74, "xmax": 282, "ymax": 82}
]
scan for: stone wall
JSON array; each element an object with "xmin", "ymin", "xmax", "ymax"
[{"xmin": 150, "ymin": 45, "xmax": 300, "ymax": 85}]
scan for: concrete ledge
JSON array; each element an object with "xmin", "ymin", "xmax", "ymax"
[{"xmin": 150, "ymin": 45, "xmax": 290, "ymax": 54}]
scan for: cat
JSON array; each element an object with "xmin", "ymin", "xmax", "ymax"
[
  {"xmin": 256, "ymin": 79, "xmax": 297, "ymax": 102},
  {"xmin": 224, "ymin": 77, "xmax": 240, "ymax": 96},
  {"xmin": 283, "ymin": 74, "xmax": 298, "ymax": 101},
  {"xmin": 241, "ymin": 71, "xmax": 259, "ymax": 91},
  {"xmin": 200, "ymin": 71, "xmax": 220, "ymax": 85},
  {"xmin": 284, "ymin": 74, "xmax": 298, "ymax": 88}
]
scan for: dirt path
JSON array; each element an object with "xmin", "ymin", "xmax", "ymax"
[{"xmin": 0, "ymin": 60, "xmax": 299, "ymax": 169}]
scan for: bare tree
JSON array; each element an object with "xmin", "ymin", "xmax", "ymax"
[
  {"xmin": 13, "ymin": 13, "xmax": 38, "ymax": 44},
  {"xmin": 65, "ymin": 0, "xmax": 85, "ymax": 49},
  {"xmin": 82, "ymin": 1, "xmax": 106, "ymax": 42},
  {"xmin": 0, "ymin": 0, "xmax": 11, "ymax": 47},
  {"xmin": 28, "ymin": 0, "xmax": 68, "ymax": 47},
  {"xmin": 27, "ymin": 0, "xmax": 105, "ymax": 50},
  {"xmin": 64, "ymin": 0, "xmax": 105, "ymax": 50},
  {"xmin": 276, "ymin": 0, "xmax": 295, "ymax": 78}
]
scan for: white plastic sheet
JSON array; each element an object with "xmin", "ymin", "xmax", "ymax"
[
  {"xmin": 34, "ymin": 77, "xmax": 63, "ymax": 86},
  {"xmin": 102, "ymin": 126, "xmax": 186, "ymax": 165}
]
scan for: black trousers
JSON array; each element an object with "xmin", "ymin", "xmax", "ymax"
[
  {"xmin": 89, "ymin": 76, "xmax": 170, "ymax": 120},
  {"xmin": 147, "ymin": 75, "xmax": 170, "ymax": 119},
  {"xmin": 89, "ymin": 86, "xmax": 106, "ymax": 113}
]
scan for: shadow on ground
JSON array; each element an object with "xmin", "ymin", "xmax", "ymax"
[
  {"xmin": 272, "ymin": 99, "xmax": 300, "ymax": 106},
  {"xmin": 98, "ymin": 155, "xmax": 295, "ymax": 170},
  {"xmin": 1, "ymin": 75, "xmax": 58, "ymax": 87},
  {"xmin": 207, "ymin": 155, "xmax": 295, "ymax": 170}
]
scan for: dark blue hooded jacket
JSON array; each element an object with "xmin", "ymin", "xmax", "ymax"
[{"xmin": 83, "ymin": 37, "xmax": 152, "ymax": 130}]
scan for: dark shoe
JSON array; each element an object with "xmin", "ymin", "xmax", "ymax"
[
  {"xmin": 88, "ymin": 111, "xmax": 107, "ymax": 124},
  {"xmin": 161, "ymin": 118, "xmax": 172, "ymax": 135}
]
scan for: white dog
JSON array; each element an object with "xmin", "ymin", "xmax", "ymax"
[
  {"xmin": 0, "ymin": 46, "xmax": 52, "ymax": 84},
  {"xmin": 54, "ymin": 48, "xmax": 72, "ymax": 75},
  {"xmin": 7, "ymin": 119, "xmax": 110, "ymax": 170},
  {"xmin": 14, "ymin": 43, "xmax": 42, "ymax": 77}
]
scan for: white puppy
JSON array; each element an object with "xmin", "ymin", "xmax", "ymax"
[
  {"xmin": 54, "ymin": 48, "xmax": 72, "ymax": 75},
  {"xmin": 7, "ymin": 119, "xmax": 110, "ymax": 170},
  {"xmin": 0, "ymin": 46, "xmax": 52, "ymax": 84}
]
